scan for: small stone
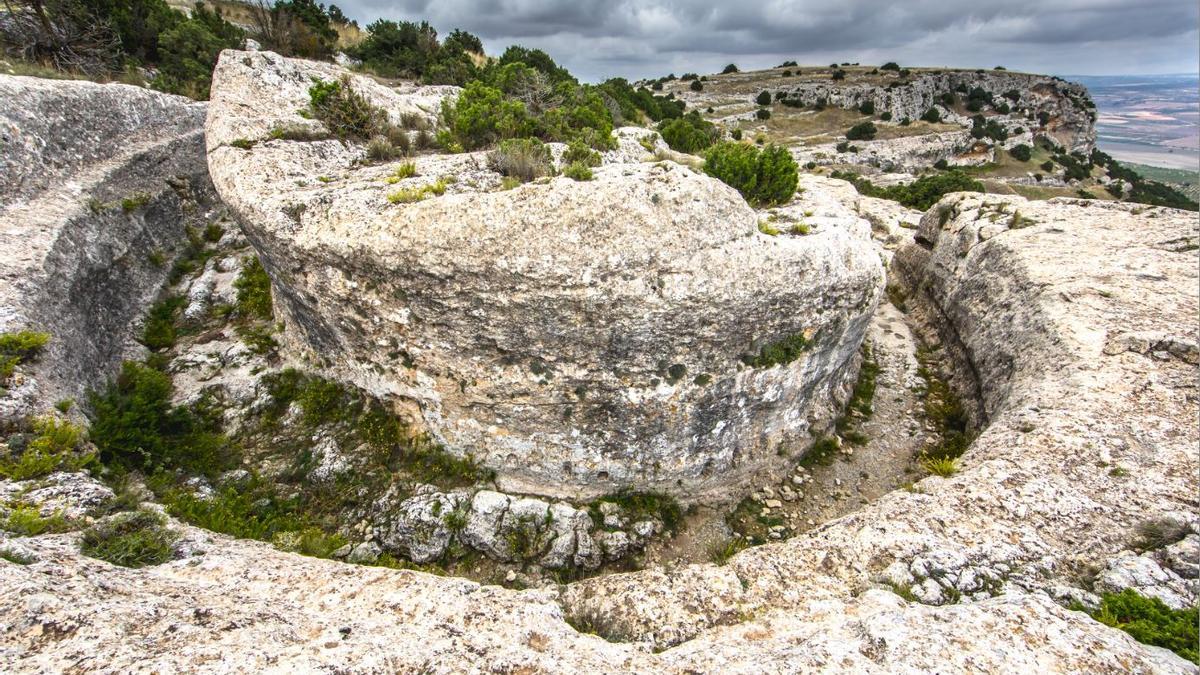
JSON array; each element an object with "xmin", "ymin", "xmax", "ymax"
[
  {"xmin": 504, "ymin": 570, "xmax": 517, "ymax": 583},
  {"xmin": 331, "ymin": 544, "xmax": 352, "ymax": 559}
]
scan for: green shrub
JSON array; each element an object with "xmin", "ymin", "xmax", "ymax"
[
  {"xmin": 743, "ymin": 332, "xmax": 810, "ymax": 368},
  {"xmin": 756, "ymin": 108, "xmax": 771, "ymax": 120},
  {"xmin": 80, "ymin": 510, "xmax": 177, "ymax": 568},
  {"xmin": 0, "ymin": 417, "xmax": 91, "ymax": 481},
  {"xmin": 658, "ymin": 113, "xmax": 717, "ymax": 154},
  {"xmin": 970, "ymin": 115, "xmax": 1008, "ymax": 142},
  {"xmin": 858, "ymin": 101, "xmax": 875, "ymax": 115},
  {"xmin": 921, "ymin": 107, "xmax": 942, "ymax": 123},
  {"xmin": 834, "ymin": 170, "xmax": 984, "ymax": 211},
  {"xmin": 704, "ymin": 142, "xmax": 799, "ymax": 207},
  {"xmin": 562, "ymin": 162, "xmax": 594, "ymax": 181},
  {"xmin": 730, "ymin": 128, "xmax": 743, "ymax": 141},
  {"xmin": 234, "ymin": 256, "xmax": 273, "ymax": 321},
  {"xmin": 0, "ymin": 331, "xmax": 50, "ymax": 383},
  {"xmin": 1082, "ymin": 589, "xmax": 1198, "ymax": 664},
  {"xmin": 690, "ymin": 79, "xmax": 703, "ymax": 92},
  {"xmin": 441, "ymin": 81, "xmax": 534, "ymax": 150},
  {"xmin": 846, "ymin": 121, "xmax": 877, "ymax": 141},
  {"xmin": 721, "ymin": 64, "xmax": 739, "ymax": 74},
  {"xmin": 488, "ymin": 138, "xmax": 554, "ymax": 182},
  {"xmin": 308, "ymin": 77, "xmax": 388, "ymax": 141},
  {"xmin": 1129, "ymin": 180, "xmax": 1199, "ymax": 211},
  {"xmin": 562, "ymin": 139, "xmax": 602, "ymax": 167},
  {"xmin": 141, "ymin": 295, "xmax": 185, "ymax": 351},
  {"xmin": 755, "ymin": 91, "xmax": 772, "ymax": 105},
  {"xmin": 881, "ymin": 62, "xmax": 900, "ymax": 71},
  {"xmin": 589, "ymin": 491, "xmax": 683, "ymax": 532},
  {"xmin": 880, "ymin": 111, "xmax": 893, "ymax": 121},
  {"xmin": 89, "ymin": 361, "xmax": 234, "ymax": 477},
  {"xmin": 350, "ymin": 19, "xmax": 480, "ymax": 85},
  {"xmin": 1041, "ymin": 160, "xmax": 1056, "ymax": 172},
  {"xmin": 151, "ymin": 4, "xmax": 243, "ymax": 99},
  {"xmin": 1009, "ymin": 144, "xmax": 1032, "ymax": 162}
]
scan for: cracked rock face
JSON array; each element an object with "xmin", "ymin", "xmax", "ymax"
[{"xmin": 205, "ymin": 51, "xmax": 884, "ymax": 502}]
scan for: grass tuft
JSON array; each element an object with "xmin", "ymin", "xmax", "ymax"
[{"xmin": 80, "ymin": 509, "xmax": 177, "ymax": 568}]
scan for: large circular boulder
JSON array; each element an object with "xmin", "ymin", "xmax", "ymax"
[{"xmin": 205, "ymin": 51, "xmax": 883, "ymax": 501}]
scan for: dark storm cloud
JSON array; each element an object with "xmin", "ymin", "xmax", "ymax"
[{"xmin": 331, "ymin": 0, "xmax": 1200, "ymax": 80}]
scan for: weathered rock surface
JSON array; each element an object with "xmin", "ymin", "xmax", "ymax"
[
  {"xmin": 0, "ymin": 75, "xmax": 218, "ymax": 416},
  {"xmin": 2, "ymin": 188, "xmax": 1196, "ymax": 672},
  {"xmin": 205, "ymin": 51, "xmax": 884, "ymax": 502},
  {"xmin": 370, "ymin": 485, "xmax": 659, "ymax": 568}
]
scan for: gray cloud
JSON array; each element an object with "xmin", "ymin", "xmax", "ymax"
[{"xmin": 331, "ymin": 0, "xmax": 1200, "ymax": 81}]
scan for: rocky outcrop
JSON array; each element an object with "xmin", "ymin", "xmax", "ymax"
[
  {"xmin": 0, "ymin": 75, "xmax": 218, "ymax": 417},
  {"xmin": 773, "ymin": 69, "xmax": 1096, "ymax": 153},
  {"xmin": 2, "ymin": 180, "xmax": 1197, "ymax": 672},
  {"xmin": 369, "ymin": 485, "xmax": 662, "ymax": 568},
  {"xmin": 795, "ymin": 129, "xmax": 987, "ymax": 172},
  {"xmin": 205, "ymin": 51, "xmax": 884, "ymax": 502}
]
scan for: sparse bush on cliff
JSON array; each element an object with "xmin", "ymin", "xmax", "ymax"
[
  {"xmin": 846, "ymin": 121, "xmax": 877, "ymax": 141},
  {"xmin": 1076, "ymin": 589, "xmax": 1199, "ymax": 664},
  {"xmin": 921, "ymin": 107, "xmax": 942, "ymax": 123},
  {"xmin": 756, "ymin": 91, "xmax": 772, "ymax": 105},
  {"xmin": 704, "ymin": 142, "xmax": 799, "ymax": 207},
  {"xmin": 488, "ymin": 138, "xmax": 554, "ymax": 182},
  {"xmin": 141, "ymin": 295, "xmax": 185, "ymax": 351},
  {"xmin": 690, "ymin": 79, "xmax": 704, "ymax": 92},
  {"xmin": 234, "ymin": 256, "xmax": 273, "ymax": 321},
  {"xmin": 89, "ymin": 361, "xmax": 234, "ymax": 478},
  {"xmin": 308, "ymin": 77, "xmax": 389, "ymax": 141},
  {"xmin": 0, "ymin": 416, "xmax": 91, "ymax": 481},
  {"xmin": 0, "ymin": 330, "xmax": 50, "ymax": 384},
  {"xmin": 1009, "ymin": 144, "xmax": 1032, "ymax": 162}
]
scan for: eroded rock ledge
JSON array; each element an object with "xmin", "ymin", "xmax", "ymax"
[
  {"xmin": 204, "ymin": 51, "xmax": 884, "ymax": 501},
  {"xmin": 0, "ymin": 75, "xmax": 218, "ymax": 417}
]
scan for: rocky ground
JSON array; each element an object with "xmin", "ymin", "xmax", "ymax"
[{"xmin": 0, "ymin": 59, "xmax": 1197, "ymax": 674}]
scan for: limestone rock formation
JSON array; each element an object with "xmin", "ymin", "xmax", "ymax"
[
  {"xmin": 0, "ymin": 75, "xmax": 218, "ymax": 417},
  {"xmin": 1, "ymin": 170, "xmax": 1197, "ymax": 672},
  {"xmin": 771, "ymin": 70, "xmax": 1095, "ymax": 152},
  {"xmin": 205, "ymin": 51, "xmax": 884, "ymax": 502}
]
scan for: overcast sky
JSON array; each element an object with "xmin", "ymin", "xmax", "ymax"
[{"xmin": 331, "ymin": 0, "xmax": 1200, "ymax": 82}]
